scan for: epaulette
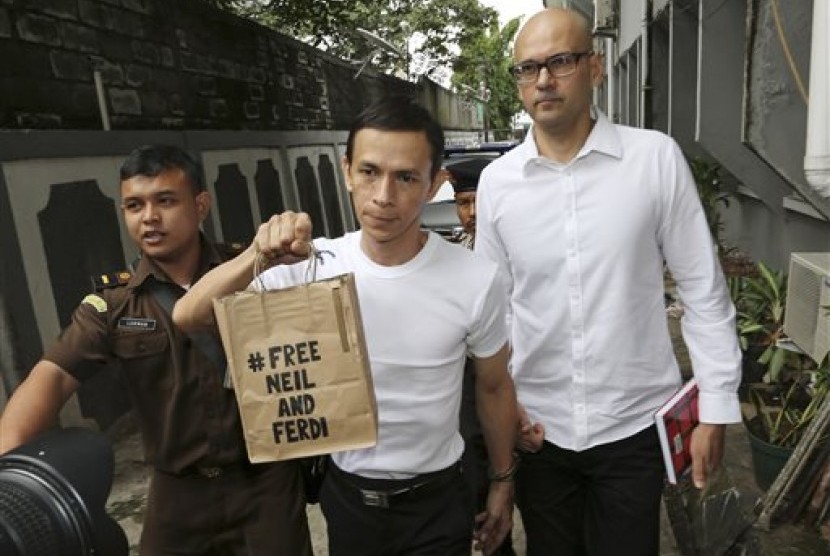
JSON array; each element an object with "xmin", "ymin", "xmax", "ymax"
[
  {"xmin": 216, "ymin": 241, "xmax": 247, "ymax": 260},
  {"xmin": 91, "ymin": 270, "xmax": 132, "ymax": 292}
]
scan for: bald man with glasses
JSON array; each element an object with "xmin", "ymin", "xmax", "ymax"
[{"xmin": 475, "ymin": 8, "xmax": 742, "ymax": 556}]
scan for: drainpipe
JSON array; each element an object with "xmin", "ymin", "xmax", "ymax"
[
  {"xmin": 90, "ymin": 56, "xmax": 111, "ymax": 131},
  {"xmin": 804, "ymin": 0, "xmax": 830, "ymax": 198},
  {"xmin": 625, "ymin": 51, "xmax": 631, "ymax": 123},
  {"xmin": 667, "ymin": 1, "xmax": 674, "ymax": 136},
  {"xmin": 93, "ymin": 70, "xmax": 110, "ymax": 131},
  {"xmin": 639, "ymin": 0, "xmax": 649, "ymax": 128}
]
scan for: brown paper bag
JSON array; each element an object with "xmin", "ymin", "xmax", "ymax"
[{"xmin": 213, "ymin": 270, "xmax": 377, "ymax": 462}]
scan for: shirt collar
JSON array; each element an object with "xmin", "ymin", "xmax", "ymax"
[
  {"xmin": 127, "ymin": 234, "xmax": 222, "ymax": 291},
  {"xmin": 518, "ymin": 108, "xmax": 623, "ymax": 176}
]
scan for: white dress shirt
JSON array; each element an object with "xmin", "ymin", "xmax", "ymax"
[{"xmin": 475, "ymin": 111, "xmax": 742, "ymax": 451}]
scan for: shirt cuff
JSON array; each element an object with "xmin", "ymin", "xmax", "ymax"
[{"xmin": 699, "ymin": 390, "xmax": 742, "ymax": 424}]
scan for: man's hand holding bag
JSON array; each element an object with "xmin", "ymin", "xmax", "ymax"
[{"xmin": 212, "ymin": 248, "xmax": 377, "ymax": 463}]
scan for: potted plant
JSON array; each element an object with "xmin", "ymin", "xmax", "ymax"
[
  {"xmin": 730, "ymin": 260, "xmax": 830, "ymax": 490},
  {"xmin": 742, "ymin": 357, "xmax": 829, "ymax": 490},
  {"xmin": 746, "ymin": 365, "xmax": 829, "ymax": 448}
]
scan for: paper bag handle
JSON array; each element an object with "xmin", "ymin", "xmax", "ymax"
[{"xmin": 253, "ymin": 242, "xmax": 319, "ymax": 290}]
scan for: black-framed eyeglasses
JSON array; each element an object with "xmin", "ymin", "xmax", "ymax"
[{"xmin": 509, "ymin": 51, "xmax": 594, "ymax": 84}]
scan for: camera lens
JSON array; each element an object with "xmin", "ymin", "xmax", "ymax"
[
  {"xmin": 0, "ymin": 462, "xmax": 91, "ymax": 556},
  {"xmin": 0, "ymin": 428, "xmax": 127, "ymax": 556}
]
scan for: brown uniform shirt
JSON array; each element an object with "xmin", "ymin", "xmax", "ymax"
[{"xmin": 44, "ymin": 238, "xmax": 247, "ymax": 475}]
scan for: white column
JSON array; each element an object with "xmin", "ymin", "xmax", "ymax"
[
  {"xmin": 805, "ymin": 0, "xmax": 830, "ymax": 198},
  {"xmin": 605, "ymin": 37, "xmax": 617, "ymax": 123}
]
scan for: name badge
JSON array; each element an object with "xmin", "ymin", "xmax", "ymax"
[{"xmin": 118, "ymin": 317, "xmax": 157, "ymax": 331}]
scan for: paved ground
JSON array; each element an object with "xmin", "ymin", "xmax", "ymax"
[
  {"xmin": 80, "ymin": 287, "xmax": 820, "ymax": 554},
  {"xmin": 102, "ymin": 309, "xmax": 828, "ymax": 554},
  {"xmin": 104, "ymin": 413, "xmax": 828, "ymax": 556}
]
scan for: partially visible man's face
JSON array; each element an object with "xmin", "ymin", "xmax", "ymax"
[
  {"xmin": 455, "ymin": 191, "xmax": 476, "ymax": 235},
  {"xmin": 513, "ymin": 9, "xmax": 601, "ymax": 134},
  {"xmin": 120, "ymin": 167, "xmax": 209, "ymax": 263},
  {"xmin": 343, "ymin": 128, "xmax": 441, "ymax": 249}
]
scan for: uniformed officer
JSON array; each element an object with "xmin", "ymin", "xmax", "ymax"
[
  {"xmin": 445, "ymin": 157, "xmax": 494, "ymax": 249},
  {"xmin": 0, "ymin": 145, "xmax": 312, "ymax": 556}
]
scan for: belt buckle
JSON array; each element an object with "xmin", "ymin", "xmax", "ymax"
[
  {"xmin": 198, "ymin": 466, "xmax": 223, "ymax": 479},
  {"xmin": 360, "ymin": 489, "xmax": 389, "ymax": 508}
]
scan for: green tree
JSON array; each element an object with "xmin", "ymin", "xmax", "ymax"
[
  {"xmin": 208, "ymin": 0, "xmax": 499, "ymax": 77},
  {"xmin": 452, "ymin": 16, "xmax": 523, "ymax": 139}
]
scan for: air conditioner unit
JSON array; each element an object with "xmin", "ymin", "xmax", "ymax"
[{"xmin": 783, "ymin": 252, "xmax": 830, "ymax": 364}]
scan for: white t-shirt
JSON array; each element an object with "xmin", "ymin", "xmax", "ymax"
[{"xmin": 256, "ymin": 230, "xmax": 508, "ymax": 477}]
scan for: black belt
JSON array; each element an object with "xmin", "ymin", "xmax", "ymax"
[{"xmin": 329, "ymin": 462, "xmax": 461, "ymax": 508}]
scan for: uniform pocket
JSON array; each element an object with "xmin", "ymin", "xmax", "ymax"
[
  {"xmin": 112, "ymin": 330, "xmax": 168, "ymax": 359},
  {"xmin": 112, "ymin": 330, "xmax": 172, "ymax": 391}
]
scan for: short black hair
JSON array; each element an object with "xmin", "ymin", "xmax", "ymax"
[
  {"xmin": 119, "ymin": 144, "xmax": 205, "ymax": 194},
  {"xmin": 345, "ymin": 95, "xmax": 445, "ymax": 179}
]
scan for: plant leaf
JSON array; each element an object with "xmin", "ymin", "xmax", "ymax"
[{"xmin": 768, "ymin": 348, "xmax": 786, "ymax": 382}]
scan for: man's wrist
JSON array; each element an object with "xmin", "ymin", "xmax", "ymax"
[{"xmin": 488, "ymin": 452, "xmax": 520, "ymax": 482}]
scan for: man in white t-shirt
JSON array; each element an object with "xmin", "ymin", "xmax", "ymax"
[{"xmin": 173, "ymin": 96, "xmax": 518, "ymax": 556}]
